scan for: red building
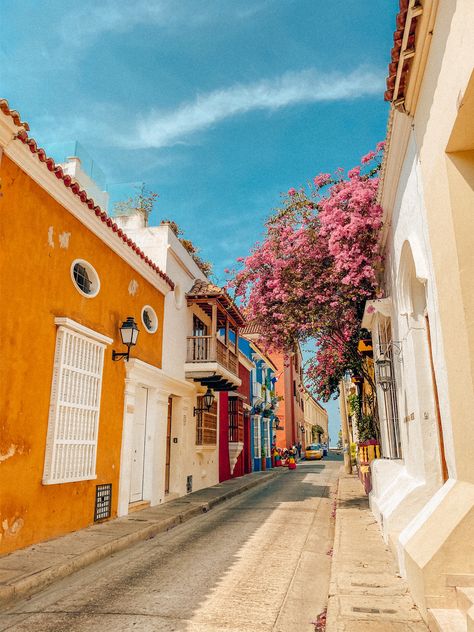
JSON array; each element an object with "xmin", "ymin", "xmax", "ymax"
[{"xmin": 219, "ymin": 352, "xmax": 254, "ymax": 481}]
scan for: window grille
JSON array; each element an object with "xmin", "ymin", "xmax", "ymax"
[
  {"xmin": 262, "ymin": 418, "xmax": 270, "ymax": 454},
  {"xmin": 252, "ymin": 416, "xmax": 261, "ymax": 455},
  {"xmin": 228, "ymin": 397, "xmax": 244, "ymax": 442},
  {"xmin": 186, "ymin": 475, "xmax": 193, "ymax": 493},
  {"xmin": 195, "ymin": 397, "xmax": 217, "ymax": 445},
  {"xmin": 73, "ymin": 263, "xmax": 92, "ymax": 294},
  {"xmin": 143, "ymin": 310, "xmax": 153, "ymax": 330},
  {"xmin": 94, "ymin": 483, "xmax": 112, "ymax": 521},
  {"xmin": 43, "ymin": 325, "xmax": 106, "ymax": 484},
  {"xmin": 377, "ymin": 319, "xmax": 402, "ymax": 459}
]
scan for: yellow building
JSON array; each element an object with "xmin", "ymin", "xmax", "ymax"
[
  {"xmin": 302, "ymin": 391, "xmax": 328, "ymax": 448},
  {"xmin": 0, "ymin": 101, "xmax": 172, "ymax": 554},
  {"xmin": 362, "ymin": 1, "xmax": 474, "ymax": 626}
]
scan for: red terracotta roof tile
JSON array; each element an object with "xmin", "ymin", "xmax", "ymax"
[
  {"xmin": 385, "ymin": 0, "xmax": 421, "ymax": 105},
  {"xmin": 0, "ymin": 99, "xmax": 174, "ymax": 290},
  {"xmin": 187, "ymin": 279, "xmax": 246, "ymax": 326}
]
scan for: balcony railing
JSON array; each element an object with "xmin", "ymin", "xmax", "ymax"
[{"xmin": 187, "ymin": 335, "xmax": 238, "ymax": 376}]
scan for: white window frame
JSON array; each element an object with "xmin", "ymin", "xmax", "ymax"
[
  {"xmin": 141, "ymin": 304, "xmax": 158, "ymax": 334},
  {"xmin": 70, "ymin": 259, "xmax": 100, "ymax": 298},
  {"xmin": 252, "ymin": 415, "xmax": 261, "ymax": 456},
  {"xmin": 43, "ymin": 318, "xmax": 112, "ymax": 485}
]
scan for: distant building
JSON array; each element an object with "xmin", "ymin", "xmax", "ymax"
[{"xmin": 303, "ymin": 392, "xmax": 328, "ymax": 448}]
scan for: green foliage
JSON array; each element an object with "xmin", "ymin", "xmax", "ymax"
[
  {"xmin": 161, "ymin": 220, "xmax": 213, "ymax": 277},
  {"xmin": 114, "ymin": 184, "xmax": 158, "ymax": 225},
  {"xmin": 347, "ymin": 392, "xmax": 377, "ymax": 441},
  {"xmin": 312, "ymin": 424, "xmax": 324, "ymax": 441},
  {"xmin": 357, "ymin": 414, "xmax": 378, "ymax": 442}
]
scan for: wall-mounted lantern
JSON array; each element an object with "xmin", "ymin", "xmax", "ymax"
[
  {"xmin": 375, "ymin": 356, "xmax": 393, "ymax": 392},
  {"xmin": 112, "ymin": 316, "xmax": 139, "ymax": 361},
  {"xmin": 194, "ymin": 387, "xmax": 215, "ymax": 416},
  {"xmin": 300, "ymin": 424, "xmax": 305, "ymax": 433}
]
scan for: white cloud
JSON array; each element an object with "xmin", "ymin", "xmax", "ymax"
[
  {"xmin": 130, "ymin": 67, "xmax": 383, "ymax": 149},
  {"xmin": 59, "ymin": 0, "xmax": 169, "ymax": 46},
  {"xmin": 59, "ymin": 0, "xmax": 267, "ymax": 48}
]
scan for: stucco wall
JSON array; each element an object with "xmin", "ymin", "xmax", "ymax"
[
  {"xmin": 0, "ymin": 156, "xmax": 165, "ymax": 554},
  {"xmin": 112, "ymin": 218, "xmax": 220, "ymax": 498}
]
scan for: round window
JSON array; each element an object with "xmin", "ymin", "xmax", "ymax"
[
  {"xmin": 141, "ymin": 305, "xmax": 158, "ymax": 333},
  {"xmin": 71, "ymin": 259, "xmax": 100, "ymax": 298}
]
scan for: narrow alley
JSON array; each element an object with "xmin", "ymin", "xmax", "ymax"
[{"xmin": 1, "ymin": 458, "xmax": 341, "ymax": 632}]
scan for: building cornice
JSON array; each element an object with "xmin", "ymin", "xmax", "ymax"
[
  {"xmin": 378, "ymin": 108, "xmax": 412, "ymax": 251},
  {"xmin": 0, "ymin": 106, "xmax": 174, "ymax": 295}
]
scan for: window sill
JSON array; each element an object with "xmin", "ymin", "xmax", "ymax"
[
  {"xmin": 195, "ymin": 444, "xmax": 216, "ymax": 453},
  {"xmin": 42, "ymin": 475, "xmax": 97, "ymax": 485}
]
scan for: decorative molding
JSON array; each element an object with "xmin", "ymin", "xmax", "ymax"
[
  {"xmin": 54, "ymin": 317, "xmax": 113, "ymax": 345},
  {"xmin": 126, "ymin": 358, "xmax": 196, "ymax": 396},
  {"xmin": 2, "ymin": 129, "xmax": 172, "ymax": 296},
  {"xmin": 379, "ymin": 109, "xmax": 413, "ymax": 252}
]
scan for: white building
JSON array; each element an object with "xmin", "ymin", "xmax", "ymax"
[
  {"xmin": 115, "ymin": 210, "xmax": 243, "ymax": 512},
  {"xmin": 363, "ymin": 1, "xmax": 474, "ymax": 626}
]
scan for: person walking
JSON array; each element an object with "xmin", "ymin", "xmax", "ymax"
[{"xmin": 297, "ymin": 441, "xmax": 302, "ymax": 460}]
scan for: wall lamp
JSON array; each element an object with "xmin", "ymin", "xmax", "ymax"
[
  {"xmin": 375, "ymin": 356, "xmax": 393, "ymax": 392},
  {"xmin": 112, "ymin": 316, "xmax": 139, "ymax": 362},
  {"xmin": 194, "ymin": 388, "xmax": 215, "ymax": 416}
]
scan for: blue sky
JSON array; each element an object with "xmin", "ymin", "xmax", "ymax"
[{"xmin": 1, "ymin": 0, "xmax": 397, "ymax": 443}]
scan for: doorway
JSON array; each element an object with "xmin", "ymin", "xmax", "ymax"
[
  {"xmin": 129, "ymin": 386, "xmax": 148, "ymax": 503},
  {"xmin": 165, "ymin": 397, "xmax": 173, "ymax": 494}
]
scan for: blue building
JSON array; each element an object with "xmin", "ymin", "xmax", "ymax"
[{"xmin": 239, "ymin": 337, "xmax": 278, "ymax": 471}]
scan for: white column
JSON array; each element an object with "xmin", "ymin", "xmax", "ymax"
[{"xmin": 117, "ymin": 378, "xmax": 137, "ymax": 517}]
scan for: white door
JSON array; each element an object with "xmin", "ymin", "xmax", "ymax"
[{"xmin": 129, "ymin": 386, "xmax": 148, "ymax": 503}]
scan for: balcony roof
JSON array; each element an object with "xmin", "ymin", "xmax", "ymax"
[{"xmin": 187, "ymin": 279, "xmax": 246, "ymax": 326}]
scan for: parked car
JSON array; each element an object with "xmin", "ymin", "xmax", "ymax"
[{"xmin": 305, "ymin": 444, "xmax": 323, "ymax": 460}]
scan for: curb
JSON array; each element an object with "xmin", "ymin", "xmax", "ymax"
[
  {"xmin": 0, "ymin": 470, "xmax": 280, "ymax": 610},
  {"xmin": 326, "ymin": 467, "xmax": 344, "ymax": 630}
]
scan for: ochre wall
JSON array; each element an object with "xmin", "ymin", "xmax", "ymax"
[
  {"xmin": 0, "ymin": 155, "xmax": 166, "ymax": 555},
  {"xmin": 270, "ymin": 351, "xmax": 287, "ymax": 449}
]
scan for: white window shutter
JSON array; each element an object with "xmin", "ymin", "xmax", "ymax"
[{"xmin": 43, "ymin": 326, "xmax": 106, "ymax": 484}]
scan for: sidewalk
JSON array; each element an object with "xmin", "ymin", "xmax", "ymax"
[
  {"xmin": 326, "ymin": 472, "xmax": 429, "ymax": 631},
  {"xmin": 0, "ymin": 469, "xmax": 280, "ymax": 610}
]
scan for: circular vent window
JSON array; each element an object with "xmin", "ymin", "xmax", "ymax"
[
  {"xmin": 71, "ymin": 260, "xmax": 100, "ymax": 298},
  {"xmin": 141, "ymin": 305, "xmax": 158, "ymax": 333}
]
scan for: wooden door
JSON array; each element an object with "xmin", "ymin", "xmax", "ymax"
[
  {"xmin": 130, "ymin": 386, "xmax": 148, "ymax": 503},
  {"xmin": 165, "ymin": 397, "xmax": 173, "ymax": 494}
]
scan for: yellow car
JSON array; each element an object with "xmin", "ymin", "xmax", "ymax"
[{"xmin": 305, "ymin": 443, "xmax": 323, "ymax": 460}]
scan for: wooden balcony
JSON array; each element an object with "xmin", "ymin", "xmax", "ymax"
[{"xmin": 185, "ymin": 335, "xmax": 241, "ymax": 390}]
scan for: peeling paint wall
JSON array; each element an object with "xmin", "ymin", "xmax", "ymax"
[{"xmin": 0, "ymin": 155, "xmax": 166, "ymax": 556}]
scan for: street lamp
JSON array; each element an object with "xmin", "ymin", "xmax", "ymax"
[
  {"xmin": 376, "ymin": 356, "xmax": 393, "ymax": 391},
  {"xmin": 194, "ymin": 388, "xmax": 215, "ymax": 416},
  {"xmin": 112, "ymin": 317, "xmax": 139, "ymax": 361}
]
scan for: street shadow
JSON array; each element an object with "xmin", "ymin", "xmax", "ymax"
[{"xmin": 3, "ymin": 458, "xmax": 342, "ymax": 632}]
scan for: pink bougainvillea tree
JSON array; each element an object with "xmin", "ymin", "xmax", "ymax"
[{"xmin": 229, "ymin": 144, "xmax": 384, "ymax": 410}]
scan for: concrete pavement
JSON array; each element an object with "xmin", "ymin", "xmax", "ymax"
[
  {"xmin": 0, "ymin": 458, "xmax": 341, "ymax": 631},
  {"xmin": 326, "ymin": 472, "xmax": 429, "ymax": 631},
  {"xmin": 0, "ymin": 469, "xmax": 279, "ymax": 610}
]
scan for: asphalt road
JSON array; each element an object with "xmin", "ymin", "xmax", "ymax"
[{"xmin": 1, "ymin": 455, "xmax": 342, "ymax": 632}]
